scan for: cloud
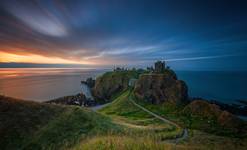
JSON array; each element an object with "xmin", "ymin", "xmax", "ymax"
[
  {"xmin": 3, "ymin": 0, "xmax": 68, "ymax": 37},
  {"xmin": 166, "ymin": 54, "xmax": 238, "ymax": 62},
  {"xmin": 0, "ymin": 0, "xmax": 247, "ymax": 70}
]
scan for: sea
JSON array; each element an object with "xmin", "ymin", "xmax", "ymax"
[
  {"xmin": 0, "ymin": 68, "xmax": 107, "ymax": 101},
  {"xmin": 0, "ymin": 68, "xmax": 247, "ymax": 104}
]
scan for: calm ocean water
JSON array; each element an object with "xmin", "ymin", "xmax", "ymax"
[
  {"xmin": 0, "ymin": 68, "xmax": 246, "ymax": 103},
  {"xmin": 176, "ymin": 71, "xmax": 247, "ymax": 104},
  {"xmin": 0, "ymin": 68, "xmax": 106, "ymax": 101}
]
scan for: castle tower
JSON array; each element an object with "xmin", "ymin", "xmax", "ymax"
[{"xmin": 154, "ymin": 60, "xmax": 165, "ymax": 73}]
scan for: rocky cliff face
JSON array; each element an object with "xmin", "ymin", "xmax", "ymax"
[
  {"xmin": 81, "ymin": 77, "xmax": 95, "ymax": 88},
  {"xmin": 81, "ymin": 83, "xmax": 94, "ymax": 100},
  {"xmin": 93, "ymin": 70, "xmax": 139, "ymax": 102},
  {"xmin": 134, "ymin": 69, "xmax": 188, "ymax": 105}
]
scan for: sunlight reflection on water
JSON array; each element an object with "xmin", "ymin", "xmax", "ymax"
[{"xmin": 0, "ymin": 68, "xmax": 105, "ymax": 101}]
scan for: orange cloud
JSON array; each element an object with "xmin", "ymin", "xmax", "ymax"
[{"xmin": 0, "ymin": 51, "xmax": 92, "ymax": 65}]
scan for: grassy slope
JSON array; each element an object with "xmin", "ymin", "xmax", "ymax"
[
  {"xmin": 73, "ymin": 136, "xmax": 179, "ymax": 150},
  {"xmin": 183, "ymin": 130, "xmax": 247, "ymax": 150},
  {"xmin": 99, "ymin": 90, "xmax": 179, "ymax": 133},
  {"xmin": 0, "ymin": 91, "xmax": 180, "ymax": 150},
  {"xmin": 74, "ymin": 89, "xmax": 247, "ymax": 150},
  {"xmin": 0, "ymin": 96, "xmax": 121, "ymax": 150},
  {"xmin": 72, "ymin": 90, "xmax": 184, "ymax": 150},
  {"xmin": 132, "ymin": 93, "xmax": 247, "ymax": 137},
  {"xmin": 100, "ymin": 90, "xmax": 153, "ymax": 120},
  {"xmin": 1, "ymin": 90, "xmax": 247, "ymax": 150},
  {"xmin": 129, "ymin": 94, "xmax": 247, "ymax": 149}
]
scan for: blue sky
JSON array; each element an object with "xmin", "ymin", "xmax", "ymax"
[{"xmin": 0, "ymin": 0, "xmax": 247, "ymax": 70}]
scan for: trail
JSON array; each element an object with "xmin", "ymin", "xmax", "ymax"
[
  {"xmin": 128, "ymin": 93, "xmax": 189, "ymax": 144},
  {"xmin": 90, "ymin": 91, "xmax": 189, "ymax": 144}
]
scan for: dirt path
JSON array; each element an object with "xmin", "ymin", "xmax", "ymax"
[
  {"xmin": 90, "ymin": 91, "xmax": 189, "ymax": 143},
  {"xmin": 128, "ymin": 94, "xmax": 189, "ymax": 143}
]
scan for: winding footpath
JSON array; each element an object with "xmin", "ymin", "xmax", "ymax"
[
  {"xmin": 90, "ymin": 92, "xmax": 189, "ymax": 144},
  {"xmin": 128, "ymin": 96, "xmax": 188, "ymax": 144}
]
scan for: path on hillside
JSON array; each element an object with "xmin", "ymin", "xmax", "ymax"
[
  {"xmin": 90, "ymin": 92, "xmax": 189, "ymax": 144},
  {"xmin": 128, "ymin": 93, "xmax": 189, "ymax": 144}
]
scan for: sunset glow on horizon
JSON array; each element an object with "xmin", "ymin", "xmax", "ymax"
[
  {"xmin": 0, "ymin": 51, "xmax": 91, "ymax": 65},
  {"xmin": 0, "ymin": 0, "xmax": 246, "ymax": 70}
]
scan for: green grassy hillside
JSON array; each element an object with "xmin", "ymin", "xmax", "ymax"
[
  {"xmin": 73, "ymin": 90, "xmax": 247, "ymax": 150},
  {"xmin": 132, "ymin": 93, "xmax": 247, "ymax": 137},
  {"xmin": 1, "ymin": 92, "xmax": 247, "ymax": 150},
  {"xmin": 0, "ymin": 93, "xmax": 180, "ymax": 150},
  {"xmin": 99, "ymin": 90, "xmax": 177, "ymax": 131},
  {"xmin": 0, "ymin": 96, "xmax": 121, "ymax": 150},
  {"xmin": 72, "ymin": 90, "xmax": 183, "ymax": 150}
]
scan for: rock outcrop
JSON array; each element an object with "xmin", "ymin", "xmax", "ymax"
[
  {"xmin": 93, "ymin": 70, "xmax": 139, "ymax": 102},
  {"xmin": 46, "ymin": 93, "xmax": 89, "ymax": 106},
  {"xmin": 217, "ymin": 111, "xmax": 243, "ymax": 129},
  {"xmin": 81, "ymin": 77, "xmax": 95, "ymax": 88},
  {"xmin": 183, "ymin": 100, "xmax": 246, "ymax": 131},
  {"xmin": 183, "ymin": 100, "xmax": 221, "ymax": 117},
  {"xmin": 81, "ymin": 83, "xmax": 94, "ymax": 100},
  {"xmin": 134, "ymin": 69, "xmax": 188, "ymax": 105}
]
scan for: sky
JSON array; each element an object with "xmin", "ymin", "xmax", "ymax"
[{"xmin": 0, "ymin": 0, "xmax": 247, "ymax": 70}]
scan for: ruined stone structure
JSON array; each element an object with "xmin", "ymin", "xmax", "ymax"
[{"xmin": 154, "ymin": 61, "xmax": 165, "ymax": 73}]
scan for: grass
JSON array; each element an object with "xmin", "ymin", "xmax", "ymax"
[
  {"xmin": 72, "ymin": 136, "xmax": 182, "ymax": 150},
  {"xmin": 73, "ymin": 89, "xmax": 247, "ymax": 150},
  {"xmin": 102, "ymin": 70, "xmax": 141, "ymax": 79},
  {"xmin": 100, "ymin": 90, "xmax": 153, "ymax": 120},
  {"xmin": 72, "ymin": 89, "xmax": 247, "ymax": 149},
  {"xmin": 131, "ymin": 93, "xmax": 247, "ymax": 137},
  {"xmin": 22, "ymin": 107, "xmax": 122, "ymax": 150},
  {"xmin": 94, "ymin": 70, "xmax": 142, "ymax": 103},
  {"xmin": 1, "ymin": 91, "xmax": 247, "ymax": 150},
  {"xmin": 182, "ymin": 130, "xmax": 247, "ymax": 150},
  {"xmin": 71, "ymin": 90, "xmax": 186, "ymax": 150},
  {"xmin": 0, "ymin": 96, "xmax": 122, "ymax": 150},
  {"xmin": 99, "ymin": 90, "xmax": 183, "ymax": 140},
  {"xmin": 0, "ymin": 96, "xmax": 63, "ymax": 149}
]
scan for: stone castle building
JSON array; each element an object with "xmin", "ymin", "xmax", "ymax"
[{"xmin": 154, "ymin": 61, "xmax": 166, "ymax": 73}]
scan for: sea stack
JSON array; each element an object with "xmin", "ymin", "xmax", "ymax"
[{"xmin": 134, "ymin": 61, "xmax": 188, "ymax": 105}]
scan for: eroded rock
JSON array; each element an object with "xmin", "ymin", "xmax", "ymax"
[{"xmin": 134, "ymin": 70, "xmax": 188, "ymax": 105}]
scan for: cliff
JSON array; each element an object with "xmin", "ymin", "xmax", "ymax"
[
  {"xmin": 134, "ymin": 69, "xmax": 188, "ymax": 105},
  {"xmin": 93, "ymin": 70, "xmax": 140, "ymax": 102}
]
